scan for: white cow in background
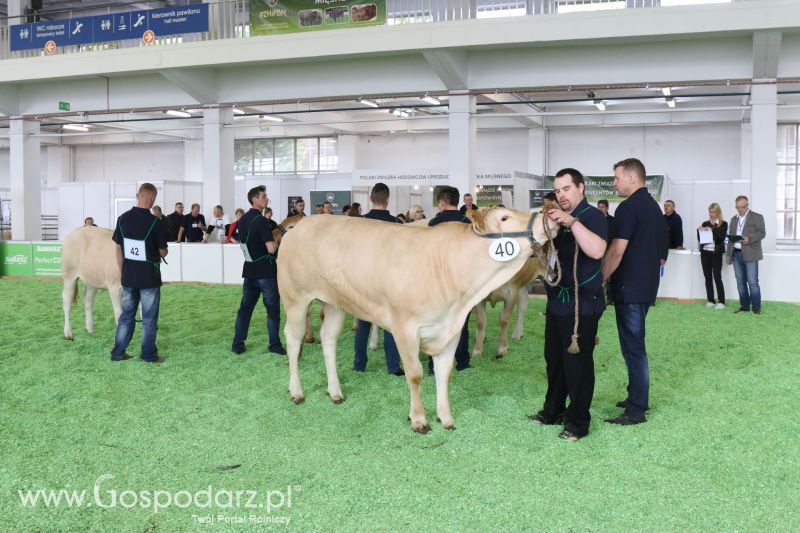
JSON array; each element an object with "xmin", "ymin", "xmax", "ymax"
[{"xmin": 62, "ymin": 226, "xmax": 122, "ymax": 339}]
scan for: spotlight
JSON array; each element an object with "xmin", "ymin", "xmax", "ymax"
[
  {"xmin": 594, "ymin": 100, "xmax": 607, "ymax": 111},
  {"xmin": 358, "ymin": 98, "xmax": 379, "ymax": 108},
  {"xmin": 165, "ymin": 109, "xmax": 192, "ymax": 118}
]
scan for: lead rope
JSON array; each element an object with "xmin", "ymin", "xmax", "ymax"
[{"xmin": 567, "ymin": 244, "xmax": 581, "ymax": 354}]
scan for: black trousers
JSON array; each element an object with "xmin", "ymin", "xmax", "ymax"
[
  {"xmin": 700, "ymin": 250, "xmax": 725, "ymax": 304},
  {"xmin": 541, "ymin": 311, "xmax": 601, "ymax": 436}
]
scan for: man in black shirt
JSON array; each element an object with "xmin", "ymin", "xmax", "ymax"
[
  {"xmin": 459, "ymin": 193, "xmax": 479, "ymax": 215},
  {"xmin": 663, "ymin": 200, "xmax": 684, "ymax": 249},
  {"xmin": 166, "ymin": 202, "xmax": 184, "ymax": 242},
  {"xmin": 528, "ymin": 169, "xmax": 608, "ymax": 441},
  {"xmin": 353, "ymin": 183, "xmax": 405, "ymax": 376},
  {"xmin": 177, "ymin": 203, "xmax": 206, "ymax": 243},
  {"xmin": 602, "ymin": 158, "xmax": 668, "ymax": 425},
  {"xmin": 428, "ymin": 186, "xmax": 472, "ymax": 373},
  {"xmin": 232, "ymin": 186, "xmax": 285, "ymax": 356},
  {"xmin": 110, "ymin": 183, "xmax": 168, "ymax": 363},
  {"xmin": 288, "ymin": 198, "xmax": 306, "ymax": 218}
]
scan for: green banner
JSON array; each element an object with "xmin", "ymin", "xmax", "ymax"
[
  {"xmin": 0, "ymin": 242, "xmax": 33, "ymax": 277},
  {"xmin": 543, "ymin": 174, "xmax": 665, "ymax": 203},
  {"xmin": 31, "ymin": 242, "xmax": 62, "ymax": 277},
  {"xmin": 250, "ymin": 0, "xmax": 386, "ymax": 36}
]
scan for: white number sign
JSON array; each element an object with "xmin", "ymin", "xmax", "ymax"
[{"xmin": 488, "ymin": 238, "xmax": 519, "ymax": 262}]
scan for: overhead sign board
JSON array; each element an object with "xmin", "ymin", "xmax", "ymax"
[
  {"xmin": 250, "ymin": 0, "xmax": 385, "ymax": 36},
  {"xmin": 10, "ymin": 4, "xmax": 209, "ymax": 52}
]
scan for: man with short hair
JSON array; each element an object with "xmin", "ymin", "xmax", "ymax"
[
  {"xmin": 459, "ymin": 193, "xmax": 479, "ymax": 215},
  {"xmin": 596, "ymin": 199, "xmax": 614, "ymax": 236},
  {"xmin": 602, "ymin": 158, "xmax": 668, "ymax": 426},
  {"xmin": 263, "ymin": 207, "xmax": 278, "ymax": 233},
  {"xmin": 203, "ymin": 205, "xmax": 230, "ymax": 243},
  {"xmin": 314, "ymin": 203, "xmax": 324, "ymax": 215},
  {"xmin": 166, "ymin": 202, "xmax": 184, "ymax": 242},
  {"xmin": 84, "ymin": 217, "xmax": 96, "ymax": 227},
  {"xmin": 663, "ymin": 200, "xmax": 684, "ymax": 250},
  {"xmin": 232, "ymin": 186, "xmax": 286, "ymax": 356},
  {"xmin": 529, "ymin": 168, "xmax": 608, "ymax": 441},
  {"xmin": 151, "ymin": 206, "xmax": 170, "ymax": 244},
  {"xmin": 289, "ymin": 199, "xmax": 306, "ymax": 217},
  {"xmin": 110, "ymin": 183, "xmax": 168, "ymax": 364},
  {"xmin": 428, "ymin": 186, "xmax": 472, "ymax": 373},
  {"xmin": 322, "ymin": 201, "xmax": 334, "ymax": 215},
  {"xmin": 177, "ymin": 203, "xmax": 206, "ymax": 243},
  {"xmin": 353, "ymin": 183, "xmax": 405, "ymax": 376},
  {"xmin": 726, "ymin": 195, "xmax": 765, "ymax": 315}
]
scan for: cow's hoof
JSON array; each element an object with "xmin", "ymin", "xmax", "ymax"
[
  {"xmin": 444, "ymin": 424, "xmax": 456, "ymax": 431},
  {"xmin": 511, "ymin": 334, "xmax": 523, "ymax": 341},
  {"xmin": 411, "ymin": 422, "xmax": 431, "ymax": 434},
  {"xmin": 494, "ymin": 353, "xmax": 507, "ymax": 360},
  {"xmin": 64, "ymin": 334, "xmax": 73, "ymax": 341},
  {"xmin": 290, "ymin": 395, "xmax": 305, "ymax": 405},
  {"xmin": 326, "ymin": 391, "xmax": 344, "ymax": 405},
  {"xmin": 472, "ymin": 350, "xmax": 483, "ymax": 357}
]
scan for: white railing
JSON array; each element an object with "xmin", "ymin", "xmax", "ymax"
[{"xmin": 0, "ymin": 0, "xmax": 752, "ymax": 61}]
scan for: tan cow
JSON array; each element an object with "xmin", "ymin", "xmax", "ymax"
[
  {"xmin": 472, "ymin": 257, "xmax": 547, "ymax": 359},
  {"xmin": 62, "ymin": 226, "xmax": 122, "ymax": 340},
  {"xmin": 277, "ymin": 207, "xmax": 555, "ymax": 433}
]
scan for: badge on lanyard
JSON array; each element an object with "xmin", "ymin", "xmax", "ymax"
[
  {"xmin": 240, "ymin": 242, "xmax": 254, "ymax": 262},
  {"xmin": 123, "ymin": 238, "xmax": 147, "ymax": 262}
]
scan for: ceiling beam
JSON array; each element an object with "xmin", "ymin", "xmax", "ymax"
[
  {"xmin": 752, "ymin": 31, "xmax": 781, "ymax": 79},
  {"xmin": 421, "ymin": 49, "xmax": 468, "ymax": 91},
  {"xmin": 160, "ymin": 68, "xmax": 218, "ymax": 105},
  {"xmin": 0, "ymin": 84, "xmax": 20, "ymax": 116}
]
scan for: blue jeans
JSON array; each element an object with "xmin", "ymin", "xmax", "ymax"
[
  {"xmin": 731, "ymin": 250, "xmax": 761, "ymax": 311},
  {"xmin": 232, "ymin": 277, "xmax": 282, "ymax": 353},
  {"xmin": 614, "ymin": 303, "xmax": 650, "ymax": 418},
  {"xmin": 354, "ymin": 320, "xmax": 401, "ymax": 373},
  {"xmin": 111, "ymin": 286, "xmax": 161, "ymax": 362}
]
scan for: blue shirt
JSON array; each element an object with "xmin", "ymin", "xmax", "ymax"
[
  {"xmin": 112, "ymin": 207, "xmax": 167, "ymax": 289},
  {"xmin": 428, "ymin": 209, "xmax": 470, "ymax": 226},
  {"xmin": 545, "ymin": 199, "xmax": 608, "ymax": 316},
  {"xmin": 238, "ymin": 209, "xmax": 277, "ymax": 279},
  {"xmin": 664, "ymin": 212, "xmax": 684, "ymax": 248},
  {"xmin": 611, "ymin": 187, "xmax": 668, "ymax": 305},
  {"xmin": 364, "ymin": 209, "xmax": 402, "ymax": 224}
]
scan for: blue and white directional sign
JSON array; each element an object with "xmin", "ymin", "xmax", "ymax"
[{"xmin": 10, "ymin": 4, "xmax": 209, "ymax": 52}]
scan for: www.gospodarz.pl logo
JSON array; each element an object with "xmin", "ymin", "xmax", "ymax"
[{"xmin": 18, "ymin": 474, "xmax": 297, "ymax": 519}]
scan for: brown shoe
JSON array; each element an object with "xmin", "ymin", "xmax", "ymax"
[{"xmin": 152, "ymin": 357, "xmax": 165, "ymax": 365}]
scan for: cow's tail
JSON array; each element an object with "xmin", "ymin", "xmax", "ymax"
[{"xmin": 70, "ymin": 278, "xmax": 79, "ymax": 306}]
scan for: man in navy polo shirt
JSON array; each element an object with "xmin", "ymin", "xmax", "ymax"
[
  {"xmin": 110, "ymin": 182, "xmax": 168, "ymax": 363},
  {"xmin": 177, "ymin": 203, "xmax": 206, "ymax": 243},
  {"xmin": 353, "ymin": 182, "xmax": 405, "ymax": 376},
  {"xmin": 602, "ymin": 158, "xmax": 668, "ymax": 425},
  {"xmin": 428, "ymin": 185, "xmax": 472, "ymax": 373},
  {"xmin": 528, "ymin": 168, "xmax": 608, "ymax": 441},
  {"xmin": 231, "ymin": 185, "xmax": 286, "ymax": 356}
]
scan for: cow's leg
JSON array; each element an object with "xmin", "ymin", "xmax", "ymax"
[
  {"xmin": 472, "ymin": 302, "xmax": 487, "ymax": 357},
  {"xmin": 109, "ymin": 284, "xmax": 123, "ymax": 325},
  {"xmin": 394, "ymin": 334, "xmax": 429, "ymax": 433},
  {"xmin": 62, "ymin": 276, "xmax": 78, "ymax": 340},
  {"xmin": 84, "ymin": 286, "xmax": 98, "ymax": 334},
  {"xmin": 319, "ymin": 303, "xmax": 346, "ymax": 404},
  {"xmin": 286, "ymin": 303, "xmax": 310, "ymax": 404},
  {"xmin": 497, "ymin": 292, "xmax": 518, "ymax": 359},
  {"xmin": 512, "ymin": 286, "xmax": 529, "ymax": 341},
  {"xmin": 369, "ymin": 325, "xmax": 380, "ymax": 351},
  {"xmin": 433, "ymin": 334, "xmax": 459, "ymax": 430}
]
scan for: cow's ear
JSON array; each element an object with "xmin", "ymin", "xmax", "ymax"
[{"xmin": 470, "ymin": 208, "xmax": 488, "ymax": 234}]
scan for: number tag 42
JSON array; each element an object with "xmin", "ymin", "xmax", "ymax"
[
  {"xmin": 123, "ymin": 238, "xmax": 147, "ymax": 262},
  {"xmin": 488, "ymin": 238, "xmax": 520, "ymax": 262}
]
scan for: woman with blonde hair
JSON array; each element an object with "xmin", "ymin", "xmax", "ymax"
[
  {"xmin": 406, "ymin": 204, "xmax": 425, "ymax": 222},
  {"xmin": 697, "ymin": 202, "xmax": 728, "ymax": 309}
]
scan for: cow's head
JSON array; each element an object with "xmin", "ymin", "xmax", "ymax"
[
  {"xmin": 471, "ymin": 206, "xmax": 559, "ymax": 255},
  {"xmin": 274, "ymin": 214, "xmax": 306, "ymax": 241}
]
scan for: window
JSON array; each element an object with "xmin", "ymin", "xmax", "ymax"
[
  {"xmin": 777, "ymin": 125, "xmax": 799, "ymax": 241},
  {"xmin": 233, "ymin": 137, "xmax": 337, "ymax": 175}
]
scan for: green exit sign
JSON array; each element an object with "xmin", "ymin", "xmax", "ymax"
[{"xmin": 58, "ymin": 101, "xmax": 70, "ymax": 111}]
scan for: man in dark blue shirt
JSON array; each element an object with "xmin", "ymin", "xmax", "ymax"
[
  {"xmin": 528, "ymin": 169, "xmax": 608, "ymax": 441},
  {"xmin": 602, "ymin": 158, "xmax": 668, "ymax": 425},
  {"xmin": 353, "ymin": 183, "xmax": 405, "ymax": 376},
  {"xmin": 459, "ymin": 192, "xmax": 480, "ymax": 215},
  {"xmin": 232, "ymin": 186, "xmax": 285, "ymax": 356},
  {"xmin": 110, "ymin": 183, "xmax": 168, "ymax": 363},
  {"xmin": 663, "ymin": 200, "xmax": 684, "ymax": 249},
  {"xmin": 428, "ymin": 186, "xmax": 472, "ymax": 373},
  {"xmin": 177, "ymin": 203, "xmax": 206, "ymax": 243}
]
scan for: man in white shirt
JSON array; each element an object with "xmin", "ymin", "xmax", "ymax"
[
  {"xmin": 725, "ymin": 195, "xmax": 766, "ymax": 314},
  {"xmin": 203, "ymin": 205, "xmax": 231, "ymax": 243}
]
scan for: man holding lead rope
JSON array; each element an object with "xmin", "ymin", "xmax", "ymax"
[{"xmin": 528, "ymin": 168, "xmax": 608, "ymax": 442}]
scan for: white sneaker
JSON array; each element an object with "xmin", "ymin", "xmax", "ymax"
[
  {"xmin": 714, "ymin": 303, "xmax": 726, "ymax": 310},
  {"xmin": 705, "ymin": 302, "xmax": 715, "ymax": 308}
]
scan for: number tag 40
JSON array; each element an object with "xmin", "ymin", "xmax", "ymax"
[{"xmin": 488, "ymin": 238, "xmax": 520, "ymax": 262}]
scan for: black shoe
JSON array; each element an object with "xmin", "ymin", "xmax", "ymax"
[
  {"xmin": 605, "ymin": 414, "xmax": 647, "ymax": 425},
  {"xmin": 353, "ymin": 368, "xmax": 366, "ymax": 373},
  {"xmin": 390, "ymin": 368, "xmax": 405, "ymax": 377},
  {"xmin": 527, "ymin": 410, "xmax": 564, "ymax": 425},
  {"xmin": 615, "ymin": 400, "xmax": 650, "ymax": 411},
  {"xmin": 558, "ymin": 430, "xmax": 583, "ymax": 442},
  {"xmin": 231, "ymin": 346, "xmax": 245, "ymax": 355},
  {"xmin": 753, "ymin": 309, "xmax": 761, "ymax": 315},
  {"xmin": 734, "ymin": 307, "xmax": 749, "ymax": 313},
  {"xmin": 269, "ymin": 346, "xmax": 287, "ymax": 355},
  {"xmin": 456, "ymin": 365, "xmax": 472, "ymax": 371}
]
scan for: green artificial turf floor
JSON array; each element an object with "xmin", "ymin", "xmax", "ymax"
[{"xmin": 0, "ymin": 278, "xmax": 798, "ymax": 532}]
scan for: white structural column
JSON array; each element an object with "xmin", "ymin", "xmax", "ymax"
[
  {"xmin": 10, "ymin": 118, "xmax": 41, "ymax": 240},
  {"xmin": 749, "ymin": 82, "xmax": 777, "ymax": 252},
  {"xmin": 6, "ymin": 0, "xmax": 30, "ymax": 22},
  {"xmin": 202, "ymin": 108, "xmax": 234, "ymax": 215},
  {"xmin": 527, "ymin": 128, "xmax": 547, "ymax": 176},
  {"xmin": 448, "ymin": 92, "xmax": 476, "ymax": 198}
]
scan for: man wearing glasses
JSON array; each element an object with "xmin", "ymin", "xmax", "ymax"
[{"xmin": 726, "ymin": 195, "xmax": 766, "ymax": 315}]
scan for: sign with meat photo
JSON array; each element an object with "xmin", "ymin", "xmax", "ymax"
[{"xmin": 250, "ymin": 0, "xmax": 385, "ymax": 35}]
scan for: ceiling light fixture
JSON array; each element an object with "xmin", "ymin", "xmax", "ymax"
[
  {"xmin": 358, "ymin": 98, "xmax": 379, "ymax": 108},
  {"xmin": 393, "ymin": 109, "xmax": 410, "ymax": 118},
  {"xmin": 661, "ymin": 87, "xmax": 671, "ymax": 97},
  {"xmin": 165, "ymin": 109, "xmax": 192, "ymax": 118},
  {"xmin": 666, "ymin": 97, "xmax": 676, "ymax": 108},
  {"xmin": 260, "ymin": 115, "xmax": 284, "ymax": 122},
  {"xmin": 63, "ymin": 124, "xmax": 89, "ymax": 132},
  {"xmin": 232, "ymin": 108, "xmax": 245, "ymax": 115},
  {"xmin": 421, "ymin": 95, "xmax": 440, "ymax": 105},
  {"xmin": 594, "ymin": 100, "xmax": 607, "ymax": 111}
]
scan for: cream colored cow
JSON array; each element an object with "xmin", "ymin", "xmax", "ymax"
[
  {"xmin": 472, "ymin": 257, "xmax": 547, "ymax": 359},
  {"xmin": 61, "ymin": 226, "xmax": 122, "ymax": 340},
  {"xmin": 277, "ymin": 207, "xmax": 555, "ymax": 433}
]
